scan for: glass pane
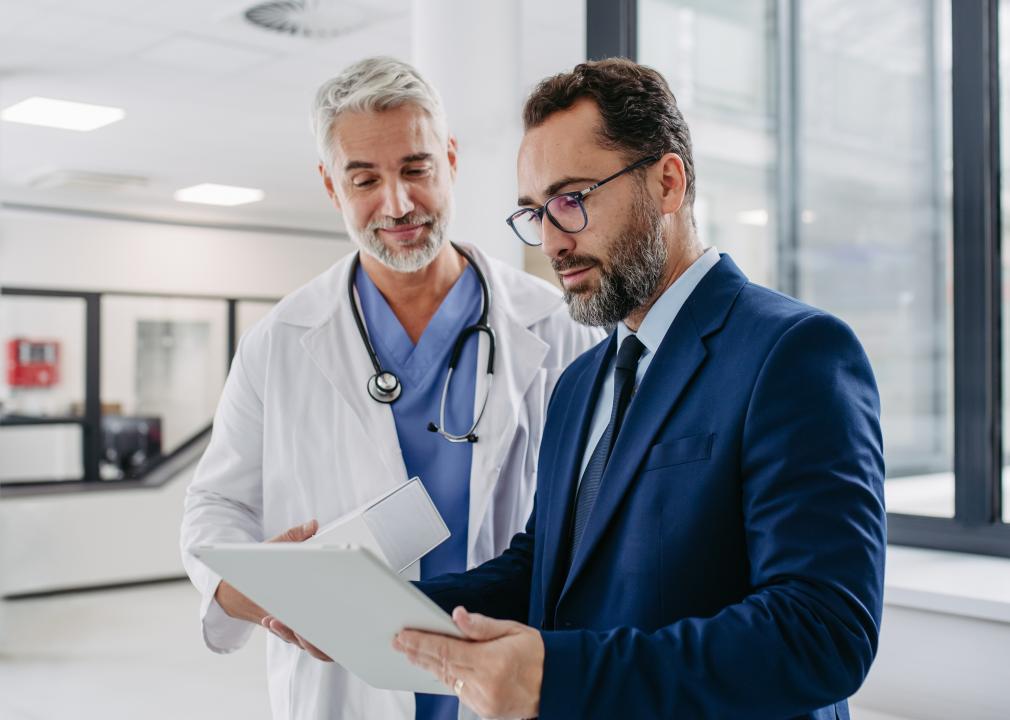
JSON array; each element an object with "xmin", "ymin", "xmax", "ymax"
[
  {"xmin": 1001, "ymin": 0, "xmax": 1010, "ymax": 524},
  {"xmin": 640, "ymin": 0, "xmax": 954, "ymax": 516},
  {"xmin": 799, "ymin": 0, "xmax": 954, "ymax": 516},
  {"xmin": 0, "ymin": 295, "xmax": 86, "ymax": 420},
  {"xmin": 639, "ymin": 0, "xmax": 779, "ymax": 287},
  {"xmin": 101, "ymin": 296, "xmax": 227, "ymax": 480}
]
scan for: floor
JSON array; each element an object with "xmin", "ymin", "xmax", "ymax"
[
  {"xmin": 0, "ymin": 580, "xmax": 271, "ymax": 720},
  {"xmin": 0, "ymin": 579, "xmax": 910, "ymax": 719}
]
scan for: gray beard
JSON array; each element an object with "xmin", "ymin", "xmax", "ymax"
[
  {"xmin": 563, "ymin": 192, "xmax": 668, "ymax": 327},
  {"xmin": 353, "ymin": 210, "xmax": 450, "ymax": 273}
]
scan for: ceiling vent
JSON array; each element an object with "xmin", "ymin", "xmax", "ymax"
[
  {"xmin": 25, "ymin": 169, "xmax": 148, "ymax": 192},
  {"xmin": 243, "ymin": 0, "xmax": 404, "ymax": 38}
]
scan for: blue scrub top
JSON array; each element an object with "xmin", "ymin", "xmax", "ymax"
[{"xmin": 355, "ymin": 261, "xmax": 481, "ymax": 720}]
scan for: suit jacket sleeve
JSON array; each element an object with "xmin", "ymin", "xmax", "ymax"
[
  {"xmin": 539, "ymin": 312, "xmax": 887, "ymax": 719},
  {"xmin": 415, "ymin": 499, "xmax": 537, "ymax": 622},
  {"xmin": 415, "ymin": 349, "xmax": 581, "ymax": 620}
]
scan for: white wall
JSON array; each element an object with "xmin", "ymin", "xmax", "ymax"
[
  {"xmin": 0, "ymin": 466, "xmax": 195, "ymax": 595},
  {"xmin": 0, "ymin": 425, "xmax": 81, "ymax": 482},
  {"xmin": 853, "ymin": 603, "xmax": 1010, "ymax": 720},
  {"xmin": 0, "ymin": 207, "xmax": 350, "ymax": 297},
  {"xmin": 410, "ymin": 0, "xmax": 586, "ymax": 271},
  {"xmin": 849, "ymin": 548, "xmax": 1010, "ymax": 720}
]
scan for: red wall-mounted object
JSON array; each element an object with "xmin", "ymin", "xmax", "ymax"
[{"xmin": 6, "ymin": 338, "xmax": 61, "ymax": 387}]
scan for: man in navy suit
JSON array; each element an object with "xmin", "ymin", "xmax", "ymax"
[{"xmin": 394, "ymin": 58, "xmax": 886, "ymax": 720}]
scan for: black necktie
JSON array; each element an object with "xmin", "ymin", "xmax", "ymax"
[{"xmin": 569, "ymin": 334, "xmax": 646, "ymax": 564}]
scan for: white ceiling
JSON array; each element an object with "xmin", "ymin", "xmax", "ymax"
[{"xmin": 0, "ymin": 0, "xmax": 584, "ymax": 234}]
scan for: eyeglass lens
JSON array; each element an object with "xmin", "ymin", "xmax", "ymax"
[{"xmin": 510, "ymin": 194, "xmax": 587, "ymax": 246}]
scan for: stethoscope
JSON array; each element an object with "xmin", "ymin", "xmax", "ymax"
[{"xmin": 348, "ymin": 242, "xmax": 496, "ymax": 443}]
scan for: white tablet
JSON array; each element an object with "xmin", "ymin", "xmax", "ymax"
[{"xmin": 192, "ymin": 543, "xmax": 463, "ymax": 695}]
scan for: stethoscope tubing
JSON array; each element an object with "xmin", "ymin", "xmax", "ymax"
[{"xmin": 349, "ymin": 242, "xmax": 495, "ymax": 442}]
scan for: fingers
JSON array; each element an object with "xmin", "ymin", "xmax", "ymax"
[
  {"xmin": 393, "ymin": 630, "xmax": 476, "ymax": 673},
  {"xmin": 296, "ymin": 634, "xmax": 333, "ymax": 662},
  {"xmin": 451, "ymin": 607, "xmax": 516, "ymax": 642},
  {"xmin": 262, "ymin": 616, "xmax": 299, "ymax": 644},
  {"xmin": 394, "ymin": 633, "xmax": 492, "ymax": 715},
  {"xmin": 394, "ymin": 635, "xmax": 462, "ymax": 687},
  {"xmin": 215, "ymin": 580, "xmax": 266, "ymax": 623},
  {"xmin": 268, "ymin": 519, "xmax": 318, "ymax": 543},
  {"xmin": 262, "ymin": 616, "xmax": 333, "ymax": 662},
  {"xmin": 396, "ymin": 618, "xmax": 544, "ymax": 720}
]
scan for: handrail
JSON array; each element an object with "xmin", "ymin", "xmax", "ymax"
[{"xmin": 0, "ymin": 426, "xmax": 212, "ymax": 498}]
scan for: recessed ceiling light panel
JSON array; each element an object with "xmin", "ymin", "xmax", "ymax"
[
  {"xmin": 27, "ymin": 169, "xmax": 148, "ymax": 192},
  {"xmin": 174, "ymin": 183, "xmax": 265, "ymax": 206},
  {"xmin": 0, "ymin": 97, "xmax": 125, "ymax": 131},
  {"xmin": 736, "ymin": 209, "xmax": 770, "ymax": 227}
]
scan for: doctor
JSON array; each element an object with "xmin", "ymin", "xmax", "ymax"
[{"xmin": 179, "ymin": 56, "xmax": 602, "ymax": 720}]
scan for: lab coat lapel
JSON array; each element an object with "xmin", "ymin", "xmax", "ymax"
[
  {"xmin": 298, "ymin": 260, "xmax": 407, "ymax": 482},
  {"xmin": 540, "ymin": 337, "xmax": 614, "ymax": 618}
]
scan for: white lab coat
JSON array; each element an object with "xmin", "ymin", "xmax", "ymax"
[{"xmin": 180, "ymin": 243, "xmax": 603, "ymax": 719}]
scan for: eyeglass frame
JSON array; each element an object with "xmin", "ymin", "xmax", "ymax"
[{"xmin": 505, "ymin": 154, "xmax": 661, "ymax": 246}]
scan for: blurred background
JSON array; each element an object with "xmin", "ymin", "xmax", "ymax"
[{"xmin": 1, "ymin": 1, "xmax": 1009, "ymax": 718}]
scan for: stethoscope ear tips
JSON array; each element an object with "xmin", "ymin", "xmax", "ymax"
[{"xmin": 427, "ymin": 421, "xmax": 478, "ymax": 444}]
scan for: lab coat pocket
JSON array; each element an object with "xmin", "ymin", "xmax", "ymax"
[{"xmin": 642, "ymin": 432, "xmax": 714, "ymax": 472}]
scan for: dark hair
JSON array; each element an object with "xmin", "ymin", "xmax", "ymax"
[{"xmin": 523, "ymin": 58, "xmax": 695, "ymax": 207}]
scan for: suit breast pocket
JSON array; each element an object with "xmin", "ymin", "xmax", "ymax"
[{"xmin": 643, "ymin": 432, "xmax": 714, "ymax": 472}]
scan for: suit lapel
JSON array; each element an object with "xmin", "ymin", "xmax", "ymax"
[
  {"xmin": 558, "ymin": 315, "xmax": 706, "ymax": 601},
  {"xmin": 556, "ymin": 254, "xmax": 749, "ymax": 603},
  {"xmin": 539, "ymin": 335, "xmax": 615, "ymax": 620}
]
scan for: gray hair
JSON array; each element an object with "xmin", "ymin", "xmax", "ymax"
[{"xmin": 311, "ymin": 56, "xmax": 448, "ymax": 171}]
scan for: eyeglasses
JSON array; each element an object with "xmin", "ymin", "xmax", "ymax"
[{"xmin": 505, "ymin": 155, "xmax": 660, "ymax": 247}]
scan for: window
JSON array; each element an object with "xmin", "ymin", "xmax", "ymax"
[
  {"xmin": 0, "ymin": 294, "xmax": 87, "ymax": 483},
  {"xmin": 101, "ymin": 297, "xmax": 229, "ymax": 479},
  {"xmin": 639, "ymin": 0, "xmax": 955, "ymax": 516},
  {"xmin": 797, "ymin": 0, "xmax": 954, "ymax": 516},
  {"xmin": 593, "ymin": 0, "xmax": 1009, "ymax": 555},
  {"xmin": 0, "ymin": 289, "xmax": 278, "ymax": 491}
]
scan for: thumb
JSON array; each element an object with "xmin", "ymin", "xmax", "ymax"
[
  {"xmin": 451, "ymin": 607, "xmax": 514, "ymax": 641},
  {"xmin": 271, "ymin": 519, "xmax": 318, "ymax": 543}
]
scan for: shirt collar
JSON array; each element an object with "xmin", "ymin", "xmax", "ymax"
[{"xmin": 616, "ymin": 246, "xmax": 721, "ymax": 355}]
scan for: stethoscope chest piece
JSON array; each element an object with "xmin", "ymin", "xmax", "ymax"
[
  {"xmin": 368, "ymin": 371, "xmax": 402, "ymax": 404},
  {"xmin": 350, "ymin": 242, "xmax": 493, "ymax": 440}
]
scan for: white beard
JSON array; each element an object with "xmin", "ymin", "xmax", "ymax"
[{"xmin": 350, "ymin": 196, "xmax": 454, "ymax": 273}]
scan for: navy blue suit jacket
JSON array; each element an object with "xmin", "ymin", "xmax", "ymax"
[{"xmin": 419, "ymin": 255, "xmax": 886, "ymax": 719}]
